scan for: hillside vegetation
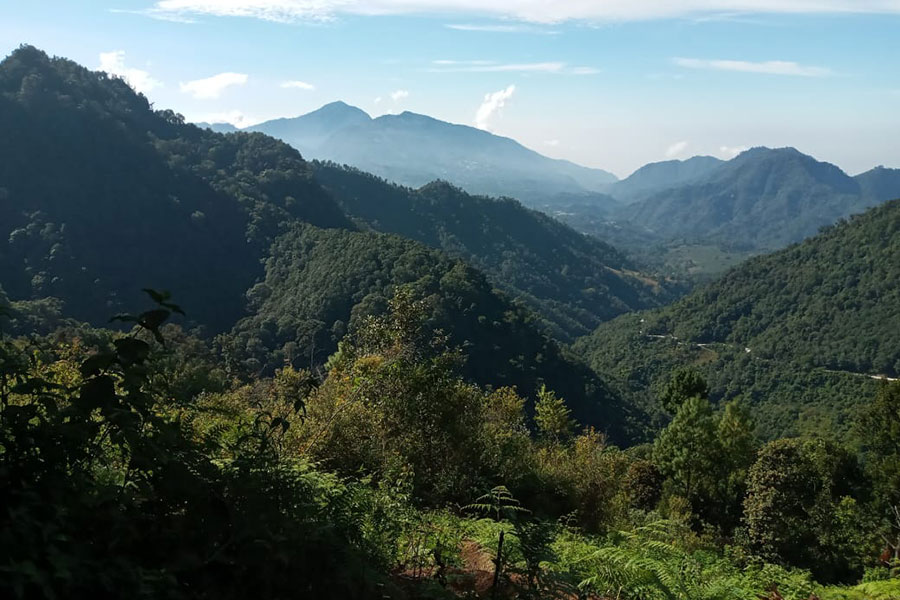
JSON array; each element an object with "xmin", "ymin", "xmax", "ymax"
[
  {"xmin": 576, "ymin": 199, "xmax": 900, "ymax": 436},
  {"xmin": 314, "ymin": 162, "xmax": 680, "ymax": 341}
]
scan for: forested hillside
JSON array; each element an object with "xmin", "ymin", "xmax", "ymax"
[
  {"xmin": 576, "ymin": 199, "xmax": 900, "ymax": 436},
  {"xmin": 617, "ymin": 147, "xmax": 895, "ymax": 251},
  {"xmin": 0, "ymin": 45, "xmax": 349, "ymax": 332},
  {"xmin": 0, "ymin": 45, "xmax": 647, "ymax": 438},
  {"xmin": 608, "ymin": 155, "xmax": 724, "ymax": 203},
  {"xmin": 3, "ymin": 44, "xmax": 900, "ymax": 600},
  {"xmin": 219, "ymin": 224, "xmax": 630, "ymax": 436},
  {"xmin": 313, "ymin": 162, "xmax": 679, "ymax": 341}
]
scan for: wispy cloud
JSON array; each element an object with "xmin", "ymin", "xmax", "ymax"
[
  {"xmin": 180, "ymin": 72, "xmax": 248, "ymax": 99},
  {"xmin": 445, "ymin": 23, "xmax": 557, "ymax": 33},
  {"xmin": 280, "ymin": 80, "xmax": 315, "ymax": 90},
  {"xmin": 428, "ymin": 61, "xmax": 598, "ymax": 75},
  {"xmin": 673, "ymin": 57, "xmax": 832, "ymax": 77},
  {"xmin": 98, "ymin": 50, "xmax": 162, "ymax": 95},
  {"xmin": 390, "ymin": 89, "xmax": 409, "ymax": 101},
  {"xmin": 666, "ymin": 140, "xmax": 689, "ymax": 157},
  {"xmin": 475, "ymin": 84, "xmax": 515, "ymax": 131},
  {"xmin": 143, "ymin": 1, "xmax": 900, "ymax": 25},
  {"xmin": 544, "ymin": 139, "xmax": 560, "ymax": 147}
]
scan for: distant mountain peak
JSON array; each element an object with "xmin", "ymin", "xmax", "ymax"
[{"xmin": 248, "ymin": 101, "xmax": 618, "ymax": 202}]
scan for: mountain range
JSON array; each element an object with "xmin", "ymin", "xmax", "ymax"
[
  {"xmin": 614, "ymin": 147, "xmax": 900, "ymax": 250},
  {"xmin": 224, "ymin": 102, "xmax": 620, "ymax": 205},
  {"xmin": 204, "ymin": 104, "xmax": 900, "ymax": 257},
  {"xmin": 0, "ymin": 45, "xmax": 647, "ymax": 437}
]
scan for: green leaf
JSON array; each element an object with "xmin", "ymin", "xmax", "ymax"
[{"xmin": 114, "ymin": 338, "xmax": 150, "ymax": 364}]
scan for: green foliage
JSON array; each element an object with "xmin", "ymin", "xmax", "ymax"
[
  {"xmin": 0, "ymin": 46, "xmax": 350, "ymax": 332},
  {"xmin": 618, "ymin": 147, "xmax": 896, "ymax": 251},
  {"xmin": 0, "ymin": 292, "xmax": 394, "ymax": 598},
  {"xmin": 743, "ymin": 438, "xmax": 873, "ymax": 582},
  {"xmin": 660, "ymin": 368, "xmax": 710, "ymax": 413},
  {"xmin": 578, "ymin": 199, "xmax": 900, "ymax": 439},
  {"xmin": 221, "ymin": 224, "xmax": 633, "ymax": 440},
  {"xmin": 314, "ymin": 162, "xmax": 677, "ymax": 341},
  {"xmin": 534, "ymin": 384, "xmax": 577, "ymax": 443}
]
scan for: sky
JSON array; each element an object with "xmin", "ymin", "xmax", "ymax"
[{"xmin": 2, "ymin": 1, "xmax": 899, "ymax": 177}]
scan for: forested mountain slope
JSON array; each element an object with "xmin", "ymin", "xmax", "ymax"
[
  {"xmin": 0, "ymin": 46, "xmax": 641, "ymax": 438},
  {"xmin": 220, "ymin": 223, "xmax": 632, "ymax": 437},
  {"xmin": 618, "ymin": 147, "xmax": 895, "ymax": 250},
  {"xmin": 246, "ymin": 102, "xmax": 618, "ymax": 204},
  {"xmin": 0, "ymin": 45, "xmax": 349, "ymax": 331},
  {"xmin": 576, "ymin": 199, "xmax": 900, "ymax": 436},
  {"xmin": 609, "ymin": 155, "xmax": 724, "ymax": 203},
  {"xmin": 313, "ymin": 162, "xmax": 679, "ymax": 341}
]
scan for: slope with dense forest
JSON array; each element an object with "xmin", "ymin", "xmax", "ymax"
[
  {"xmin": 608, "ymin": 155, "xmax": 724, "ymax": 203},
  {"xmin": 617, "ymin": 147, "xmax": 897, "ymax": 251},
  {"xmin": 4, "ymin": 44, "xmax": 900, "ymax": 600},
  {"xmin": 0, "ymin": 45, "xmax": 647, "ymax": 439},
  {"xmin": 576, "ymin": 199, "xmax": 900, "ymax": 436},
  {"xmin": 313, "ymin": 162, "xmax": 680, "ymax": 341},
  {"xmin": 0, "ymin": 45, "xmax": 349, "ymax": 332},
  {"xmin": 219, "ymin": 223, "xmax": 632, "ymax": 436}
]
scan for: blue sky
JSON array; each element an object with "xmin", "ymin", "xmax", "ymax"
[{"xmin": 2, "ymin": 1, "xmax": 899, "ymax": 177}]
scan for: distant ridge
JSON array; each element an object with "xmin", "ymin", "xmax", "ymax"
[
  {"xmin": 615, "ymin": 146, "xmax": 899, "ymax": 250},
  {"xmin": 239, "ymin": 102, "xmax": 619, "ymax": 205}
]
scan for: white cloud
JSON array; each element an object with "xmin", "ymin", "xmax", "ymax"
[
  {"xmin": 280, "ymin": 80, "xmax": 315, "ymax": 90},
  {"xmin": 180, "ymin": 72, "xmax": 248, "ymax": 99},
  {"xmin": 374, "ymin": 96, "xmax": 383, "ymax": 104},
  {"xmin": 146, "ymin": 1, "xmax": 900, "ymax": 25},
  {"xmin": 390, "ymin": 89, "xmax": 409, "ymax": 101},
  {"xmin": 544, "ymin": 139, "xmax": 560, "ymax": 147},
  {"xmin": 666, "ymin": 140, "xmax": 689, "ymax": 157},
  {"xmin": 98, "ymin": 50, "xmax": 162, "ymax": 95},
  {"xmin": 673, "ymin": 57, "xmax": 832, "ymax": 77},
  {"xmin": 475, "ymin": 84, "xmax": 515, "ymax": 131},
  {"xmin": 571, "ymin": 66, "xmax": 601, "ymax": 75},
  {"xmin": 720, "ymin": 145, "xmax": 749, "ymax": 158}
]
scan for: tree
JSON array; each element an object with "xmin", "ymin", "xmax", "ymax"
[
  {"xmin": 744, "ymin": 438, "xmax": 822, "ymax": 568},
  {"xmin": 743, "ymin": 438, "xmax": 870, "ymax": 583},
  {"xmin": 713, "ymin": 399, "xmax": 757, "ymax": 530},
  {"xmin": 653, "ymin": 395, "xmax": 719, "ymax": 506},
  {"xmin": 534, "ymin": 384, "xmax": 576, "ymax": 443},
  {"xmin": 660, "ymin": 368, "xmax": 709, "ymax": 414}
]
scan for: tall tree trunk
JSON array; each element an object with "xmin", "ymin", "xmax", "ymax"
[{"xmin": 492, "ymin": 530, "xmax": 505, "ymax": 600}]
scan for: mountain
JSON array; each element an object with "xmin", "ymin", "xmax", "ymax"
[
  {"xmin": 855, "ymin": 165, "xmax": 900, "ymax": 202},
  {"xmin": 617, "ymin": 147, "xmax": 897, "ymax": 251},
  {"xmin": 0, "ymin": 45, "xmax": 349, "ymax": 332},
  {"xmin": 0, "ymin": 46, "xmax": 646, "ymax": 438},
  {"xmin": 249, "ymin": 101, "xmax": 371, "ymax": 155},
  {"xmin": 220, "ymin": 223, "xmax": 633, "ymax": 437},
  {"xmin": 575, "ymin": 198, "xmax": 900, "ymax": 437},
  {"xmin": 312, "ymin": 162, "xmax": 680, "ymax": 341},
  {"xmin": 246, "ymin": 102, "xmax": 618, "ymax": 205},
  {"xmin": 196, "ymin": 121, "xmax": 239, "ymax": 134},
  {"xmin": 609, "ymin": 156, "xmax": 724, "ymax": 203}
]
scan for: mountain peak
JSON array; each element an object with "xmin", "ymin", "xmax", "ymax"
[{"xmin": 309, "ymin": 100, "xmax": 371, "ymax": 120}]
